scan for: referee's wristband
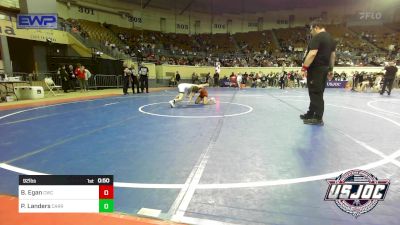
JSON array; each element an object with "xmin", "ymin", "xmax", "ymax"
[
  {"xmin": 328, "ymin": 66, "xmax": 334, "ymax": 72},
  {"xmin": 301, "ymin": 65, "xmax": 309, "ymax": 72}
]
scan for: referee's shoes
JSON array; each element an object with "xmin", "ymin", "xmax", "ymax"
[{"xmin": 301, "ymin": 113, "xmax": 324, "ymax": 126}]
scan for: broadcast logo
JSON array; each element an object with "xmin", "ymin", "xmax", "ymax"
[{"xmin": 325, "ymin": 169, "xmax": 389, "ymax": 218}]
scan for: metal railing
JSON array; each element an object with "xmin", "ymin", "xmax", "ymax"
[
  {"xmin": 4, "ymin": 72, "xmax": 124, "ymax": 89},
  {"xmin": 93, "ymin": 74, "xmax": 122, "ymax": 88},
  {"xmin": 46, "ymin": 73, "xmax": 123, "ymax": 89},
  {"xmin": 49, "ymin": 74, "xmax": 123, "ymax": 89}
]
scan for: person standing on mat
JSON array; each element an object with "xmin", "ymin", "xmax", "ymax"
[
  {"xmin": 279, "ymin": 71, "xmax": 286, "ymax": 89},
  {"xmin": 122, "ymin": 64, "xmax": 131, "ymax": 95},
  {"xmin": 380, "ymin": 61, "xmax": 398, "ymax": 96},
  {"xmin": 138, "ymin": 62, "xmax": 149, "ymax": 93},
  {"xmin": 130, "ymin": 65, "xmax": 140, "ymax": 94},
  {"xmin": 237, "ymin": 73, "xmax": 243, "ymax": 89},
  {"xmin": 300, "ymin": 19, "xmax": 336, "ymax": 125},
  {"xmin": 214, "ymin": 63, "xmax": 220, "ymax": 87}
]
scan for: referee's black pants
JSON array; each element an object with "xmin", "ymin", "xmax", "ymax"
[
  {"xmin": 131, "ymin": 75, "xmax": 140, "ymax": 93},
  {"xmin": 122, "ymin": 75, "xmax": 129, "ymax": 94},
  {"xmin": 280, "ymin": 80, "xmax": 285, "ymax": 89},
  {"xmin": 381, "ymin": 78, "xmax": 394, "ymax": 95},
  {"xmin": 214, "ymin": 78, "xmax": 219, "ymax": 87},
  {"xmin": 140, "ymin": 75, "xmax": 149, "ymax": 93},
  {"xmin": 307, "ymin": 66, "xmax": 328, "ymax": 118}
]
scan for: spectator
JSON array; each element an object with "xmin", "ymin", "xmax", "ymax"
[
  {"xmin": 58, "ymin": 65, "xmax": 69, "ymax": 93},
  {"xmin": 83, "ymin": 66, "xmax": 91, "ymax": 91},
  {"xmin": 74, "ymin": 64, "xmax": 86, "ymax": 92},
  {"xmin": 68, "ymin": 64, "xmax": 76, "ymax": 91},
  {"xmin": 169, "ymin": 74, "xmax": 176, "ymax": 87},
  {"xmin": 191, "ymin": 72, "xmax": 196, "ymax": 84},
  {"xmin": 213, "ymin": 71, "xmax": 219, "ymax": 87},
  {"xmin": 175, "ymin": 71, "xmax": 181, "ymax": 84}
]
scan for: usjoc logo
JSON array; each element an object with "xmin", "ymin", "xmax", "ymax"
[
  {"xmin": 325, "ymin": 170, "xmax": 390, "ymax": 218},
  {"xmin": 17, "ymin": 14, "xmax": 58, "ymax": 29}
]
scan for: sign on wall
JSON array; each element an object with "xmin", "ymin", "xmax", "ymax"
[
  {"xmin": 1, "ymin": 20, "xmax": 69, "ymax": 44},
  {"xmin": 78, "ymin": 6, "xmax": 95, "ymax": 15},
  {"xmin": 213, "ymin": 24, "xmax": 226, "ymax": 29},
  {"xmin": 131, "ymin": 11, "xmax": 143, "ymax": 27},
  {"xmin": 127, "ymin": 15, "xmax": 142, "ymax": 23},
  {"xmin": 346, "ymin": 10, "xmax": 384, "ymax": 26},
  {"xmin": 276, "ymin": 19, "xmax": 288, "ymax": 24},
  {"xmin": 17, "ymin": 14, "xmax": 58, "ymax": 29},
  {"xmin": 309, "ymin": 16, "xmax": 320, "ymax": 21},
  {"xmin": 176, "ymin": 24, "xmax": 189, "ymax": 30},
  {"xmin": 358, "ymin": 11, "xmax": 382, "ymax": 20},
  {"xmin": 248, "ymin": 22, "xmax": 258, "ymax": 27}
]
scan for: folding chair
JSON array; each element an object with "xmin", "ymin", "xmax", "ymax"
[
  {"xmin": 358, "ymin": 80, "xmax": 370, "ymax": 92},
  {"xmin": 44, "ymin": 77, "xmax": 62, "ymax": 96},
  {"xmin": 372, "ymin": 76, "xmax": 383, "ymax": 93}
]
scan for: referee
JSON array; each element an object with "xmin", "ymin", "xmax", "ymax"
[
  {"xmin": 300, "ymin": 19, "xmax": 336, "ymax": 125},
  {"xmin": 380, "ymin": 61, "xmax": 398, "ymax": 96},
  {"xmin": 138, "ymin": 62, "xmax": 149, "ymax": 93}
]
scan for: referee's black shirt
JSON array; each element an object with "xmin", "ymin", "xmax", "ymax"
[
  {"xmin": 308, "ymin": 32, "xmax": 336, "ymax": 68},
  {"xmin": 384, "ymin": 66, "xmax": 398, "ymax": 79}
]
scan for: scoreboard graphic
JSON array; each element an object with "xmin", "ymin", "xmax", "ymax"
[{"xmin": 19, "ymin": 175, "xmax": 114, "ymax": 213}]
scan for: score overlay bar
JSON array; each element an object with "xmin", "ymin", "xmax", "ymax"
[{"xmin": 19, "ymin": 175, "xmax": 114, "ymax": 213}]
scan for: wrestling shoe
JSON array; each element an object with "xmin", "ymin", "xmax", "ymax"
[{"xmin": 169, "ymin": 100, "xmax": 175, "ymax": 108}]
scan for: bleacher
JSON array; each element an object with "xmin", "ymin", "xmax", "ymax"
[
  {"xmin": 65, "ymin": 19, "xmax": 399, "ymax": 67},
  {"xmin": 194, "ymin": 33, "xmax": 237, "ymax": 53},
  {"xmin": 76, "ymin": 20, "xmax": 124, "ymax": 47},
  {"xmin": 160, "ymin": 33, "xmax": 196, "ymax": 52},
  {"xmin": 349, "ymin": 25, "xmax": 400, "ymax": 51},
  {"xmin": 325, "ymin": 25, "xmax": 373, "ymax": 55},
  {"xmin": 274, "ymin": 27, "xmax": 307, "ymax": 51},
  {"xmin": 234, "ymin": 31, "xmax": 278, "ymax": 53}
]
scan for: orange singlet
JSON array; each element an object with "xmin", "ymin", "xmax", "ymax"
[{"xmin": 199, "ymin": 88, "xmax": 208, "ymax": 98}]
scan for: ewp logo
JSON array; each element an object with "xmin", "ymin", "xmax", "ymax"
[{"xmin": 17, "ymin": 14, "xmax": 58, "ymax": 29}]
